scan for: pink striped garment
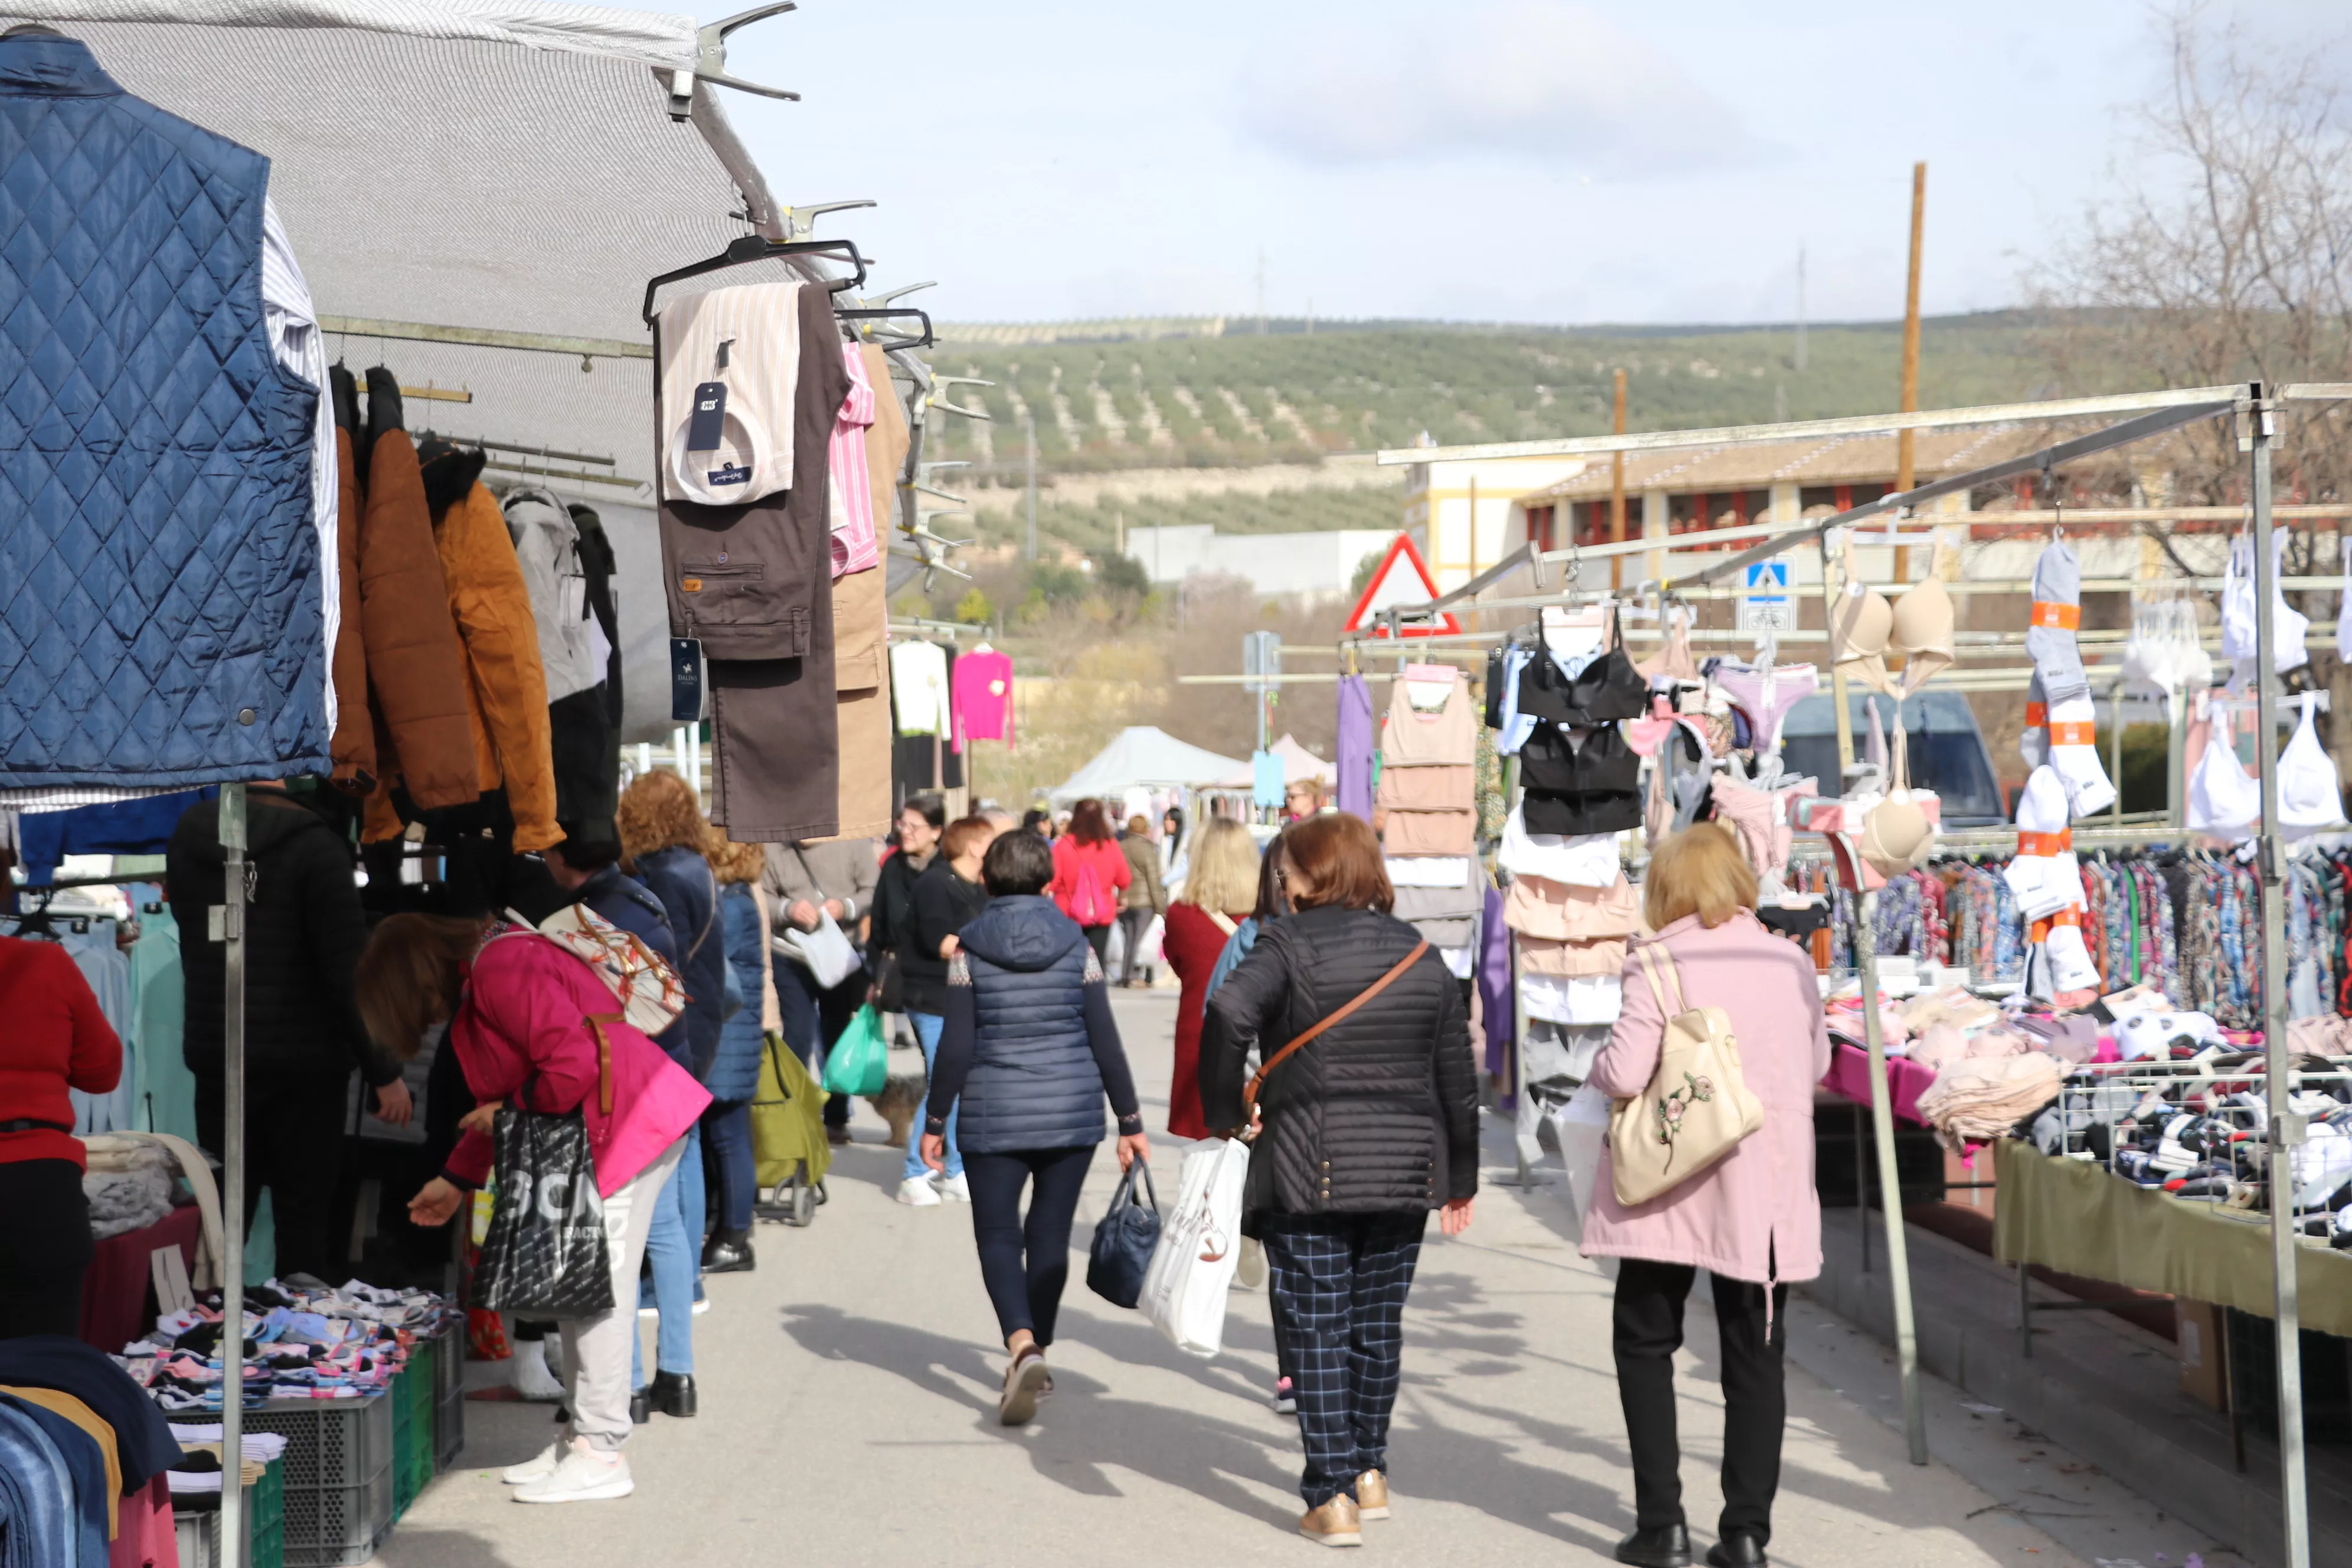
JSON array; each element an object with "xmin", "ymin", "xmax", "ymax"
[{"xmin": 828, "ymin": 340, "xmax": 880, "ymax": 577}]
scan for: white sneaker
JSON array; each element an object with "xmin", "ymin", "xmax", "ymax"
[
  {"xmin": 501, "ymin": 1443, "xmax": 563, "ymax": 1485},
  {"xmin": 936, "ymin": 1171, "xmax": 970, "ymax": 1204},
  {"xmin": 514, "ymin": 1438, "xmax": 633, "ymax": 1504},
  {"xmin": 896, "ymin": 1177, "xmax": 942, "ymax": 1207},
  {"xmin": 511, "ymin": 1339, "xmax": 566, "ymax": 1402}
]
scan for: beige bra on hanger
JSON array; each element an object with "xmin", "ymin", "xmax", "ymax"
[
  {"xmin": 1830, "ymin": 534, "xmax": 1893, "ymax": 695},
  {"xmin": 1887, "ymin": 533, "xmax": 1955, "ymax": 695},
  {"xmin": 1636, "ymin": 603, "xmax": 1700, "ymax": 683}
]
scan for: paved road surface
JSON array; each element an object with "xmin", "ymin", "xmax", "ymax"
[{"xmin": 380, "ymin": 992, "xmax": 2245, "ymax": 1568}]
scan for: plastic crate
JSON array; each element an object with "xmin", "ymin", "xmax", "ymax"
[
  {"xmin": 242, "ymin": 1395, "xmax": 394, "ymax": 1568},
  {"xmin": 393, "ymin": 1344, "xmax": 435, "ymax": 1511},
  {"xmin": 431, "ymin": 1322, "xmax": 465, "ymax": 1471},
  {"xmin": 171, "ymin": 1461, "xmax": 283, "ymax": 1568}
]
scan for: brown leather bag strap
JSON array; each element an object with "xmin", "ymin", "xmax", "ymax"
[
  {"xmin": 1236, "ymin": 939, "xmax": 1429, "ymax": 1126},
  {"xmin": 584, "ymin": 1014, "xmax": 620, "ymax": 1117}
]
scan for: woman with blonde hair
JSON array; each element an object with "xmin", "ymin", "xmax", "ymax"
[
  {"xmin": 701, "ymin": 832, "xmax": 777, "ymax": 1270},
  {"xmin": 613, "ymin": 768, "xmax": 720, "ymax": 1422},
  {"xmin": 1582, "ymin": 822, "xmax": 1829, "ymax": 1568},
  {"xmin": 1158, "ymin": 818, "xmax": 1261, "ymax": 1141}
]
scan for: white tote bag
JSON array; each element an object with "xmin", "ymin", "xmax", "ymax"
[
  {"xmin": 1141, "ymin": 1138, "xmax": 1252, "ymax": 1358},
  {"xmin": 1549, "ymin": 1082, "xmax": 1612, "ymax": 1251},
  {"xmin": 776, "ymin": 912, "xmax": 861, "ymax": 989}
]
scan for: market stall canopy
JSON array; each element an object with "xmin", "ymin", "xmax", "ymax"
[
  {"xmin": 0, "ymin": 0, "xmax": 799, "ymax": 480},
  {"xmin": 1218, "ymin": 734, "xmax": 1334, "ymax": 790},
  {"xmin": 1052, "ymin": 727, "xmax": 1247, "ymax": 804}
]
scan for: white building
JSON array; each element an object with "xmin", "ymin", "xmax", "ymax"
[{"xmin": 1127, "ymin": 524, "xmax": 1403, "ymax": 601}]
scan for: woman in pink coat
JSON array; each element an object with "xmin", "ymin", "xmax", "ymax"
[
  {"xmin": 1582, "ymin": 822, "xmax": 1830, "ymax": 1568},
  {"xmin": 1047, "ymin": 798, "xmax": 1132, "ymax": 964},
  {"xmin": 358, "ymin": 914, "xmax": 711, "ymax": 1506}
]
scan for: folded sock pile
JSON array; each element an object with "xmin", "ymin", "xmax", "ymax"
[{"xmin": 117, "ymin": 1278, "xmax": 455, "ymax": 1412}]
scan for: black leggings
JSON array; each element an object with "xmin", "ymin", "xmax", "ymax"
[
  {"xmin": 1080, "ymin": 923, "xmax": 1113, "ymax": 964},
  {"xmin": 1614, "ymin": 1256, "xmax": 1789, "ymax": 1546},
  {"xmin": 0, "ymin": 1159, "xmax": 92, "ymax": 1339},
  {"xmin": 964, "ymin": 1145, "xmax": 1096, "ymax": 1347}
]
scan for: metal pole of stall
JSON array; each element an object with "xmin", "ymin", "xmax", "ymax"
[
  {"xmin": 218, "ymin": 781, "xmax": 247, "ymax": 1557},
  {"xmin": 1852, "ymin": 882, "xmax": 1928, "ymax": 1464},
  {"xmin": 2246, "ymin": 386, "xmax": 2313, "ymax": 1568}
]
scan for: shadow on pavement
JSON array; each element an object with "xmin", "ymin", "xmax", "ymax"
[{"xmin": 378, "ymin": 1527, "xmax": 518, "ymax": 1567}]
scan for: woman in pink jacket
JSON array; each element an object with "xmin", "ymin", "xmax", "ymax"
[
  {"xmin": 358, "ymin": 914, "xmax": 711, "ymax": 1506},
  {"xmin": 1047, "ymin": 798, "xmax": 1132, "ymax": 963},
  {"xmin": 1582, "ymin": 823, "xmax": 1830, "ymax": 1568}
]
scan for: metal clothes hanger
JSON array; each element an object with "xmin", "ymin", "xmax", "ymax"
[{"xmin": 642, "ymin": 236, "xmax": 870, "ymax": 324}]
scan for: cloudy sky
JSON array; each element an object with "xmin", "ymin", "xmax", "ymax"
[{"xmin": 710, "ymin": 0, "xmax": 2349, "ymax": 326}]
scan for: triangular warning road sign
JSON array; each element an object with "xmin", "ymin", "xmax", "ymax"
[{"xmin": 1342, "ymin": 533, "xmax": 1460, "ymax": 636}]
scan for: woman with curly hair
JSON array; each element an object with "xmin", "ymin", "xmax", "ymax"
[{"xmin": 615, "ymin": 769, "xmax": 720, "ymax": 1422}]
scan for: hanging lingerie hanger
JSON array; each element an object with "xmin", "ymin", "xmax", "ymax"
[{"xmin": 642, "ymin": 235, "xmax": 871, "ymax": 324}]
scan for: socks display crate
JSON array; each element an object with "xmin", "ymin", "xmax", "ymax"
[
  {"xmin": 431, "ymin": 1321, "xmax": 466, "ymax": 1471},
  {"xmin": 242, "ymin": 1394, "xmax": 395, "ymax": 1568}
]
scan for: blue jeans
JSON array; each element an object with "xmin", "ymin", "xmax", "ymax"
[
  {"xmin": 703, "ymin": 1100, "xmax": 754, "ymax": 1233},
  {"xmin": 633, "ymin": 1122, "xmax": 703, "ymax": 1384},
  {"xmin": 901, "ymin": 1011, "xmax": 962, "ymax": 1182}
]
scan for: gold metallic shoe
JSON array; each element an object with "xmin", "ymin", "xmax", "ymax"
[
  {"xmin": 1298, "ymin": 1494, "xmax": 1363, "ymax": 1548},
  {"xmin": 1354, "ymin": 1470, "xmax": 1390, "ymax": 1520}
]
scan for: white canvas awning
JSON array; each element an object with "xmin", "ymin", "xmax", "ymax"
[
  {"xmin": 0, "ymin": 1, "xmax": 801, "ymax": 484},
  {"xmin": 1052, "ymin": 727, "xmax": 1249, "ymax": 803},
  {"xmin": 1218, "ymin": 733, "xmax": 1334, "ymax": 790}
]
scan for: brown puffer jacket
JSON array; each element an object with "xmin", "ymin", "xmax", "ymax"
[
  {"xmin": 433, "ymin": 478, "xmax": 561, "ymax": 855},
  {"xmin": 357, "ymin": 373, "xmax": 476, "ymax": 812},
  {"xmin": 326, "ymin": 418, "xmax": 374, "ymax": 791}
]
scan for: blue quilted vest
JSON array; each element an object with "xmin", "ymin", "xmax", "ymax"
[
  {"xmin": 953, "ymin": 895, "xmax": 1106, "ymax": 1154},
  {"xmin": 0, "ymin": 32, "xmax": 325, "ymax": 787}
]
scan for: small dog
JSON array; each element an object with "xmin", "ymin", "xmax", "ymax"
[{"xmin": 865, "ymin": 1073, "xmax": 928, "ymax": 1149}]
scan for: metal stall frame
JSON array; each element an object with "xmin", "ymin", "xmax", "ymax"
[{"xmin": 1363, "ymin": 383, "xmax": 2343, "ymax": 1564}]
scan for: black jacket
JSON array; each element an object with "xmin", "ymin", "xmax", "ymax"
[
  {"xmin": 168, "ymin": 789, "xmax": 394, "ymax": 1087},
  {"xmin": 1201, "ymin": 905, "xmax": 1478, "ymax": 1216},
  {"xmin": 901, "ymin": 857, "xmax": 988, "ymax": 1015}
]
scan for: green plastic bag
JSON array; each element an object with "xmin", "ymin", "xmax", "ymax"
[{"xmin": 821, "ymin": 1004, "xmax": 889, "ymax": 1097}]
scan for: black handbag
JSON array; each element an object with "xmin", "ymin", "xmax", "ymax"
[
  {"xmin": 471, "ymin": 1021, "xmax": 619, "ymax": 1317},
  {"xmin": 1086, "ymin": 1157, "xmax": 1161, "ymax": 1309}
]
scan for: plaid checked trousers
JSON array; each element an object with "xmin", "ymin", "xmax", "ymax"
[{"xmin": 1260, "ymin": 1210, "xmax": 1427, "ymax": 1508}]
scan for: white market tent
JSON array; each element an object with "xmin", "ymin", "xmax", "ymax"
[
  {"xmin": 1051, "ymin": 726, "xmax": 1247, "ymax": 803},
  {"xmin": 1218, "ymin": 732, "xmax": 1334, "ymax": 790}
]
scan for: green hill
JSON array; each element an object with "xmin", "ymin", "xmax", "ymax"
[{"xmin": 924, "ymin": 311, "xmax": 2073, "ymax": 481}]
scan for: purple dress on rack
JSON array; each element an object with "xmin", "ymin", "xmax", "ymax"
[{"xmin": 1336, "ymin": 674, "xmax": 1374, "ymax": 820}]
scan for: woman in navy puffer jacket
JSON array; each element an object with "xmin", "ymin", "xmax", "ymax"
[
  {"xmin": 701, "ymin": 836, "xmax": 774, "ymax": 1272},
  {"xmin": 922, "ymin": 829, "xmax": 1149, "ymax": 1426}
]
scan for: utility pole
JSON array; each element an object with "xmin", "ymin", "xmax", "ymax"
[
  {"xmin": 1895, "ymin": 162, "xmax": 1926, "ymax": 582},
  {"xmin": 1610, "ymin": 367, "xmax": 1628, "ymax": 589},
  {"xmin": 1024, "ymin": 411, "xmax": 1037, "ymax": 561},
  {"xmin": 1795, "ymin": 247, "xmax": 1808, "ymax": 373}
]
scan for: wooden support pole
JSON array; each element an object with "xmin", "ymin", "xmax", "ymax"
[
  {"xmin": 1896, "ymin": 161, "xmax": 1926, "ymax": 583},
  {"xmin": 1611, "ymin": 368, "xmax": 1628, "ymax": 589}
]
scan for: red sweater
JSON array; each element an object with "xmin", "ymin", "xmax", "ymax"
[
  {"xmin": 1048, "ymin": 836, "xmax": 1131, "ymax": 927},
  {"xmin": 0, "ymin": 935, "xmax": 122, "ymax": 1168}
]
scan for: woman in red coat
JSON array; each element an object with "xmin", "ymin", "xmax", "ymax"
[
  {"xmin": 1159, "ymin": 819, "xmax": 1262, "ymax": 1140},
  {"xmin": 1047, "ymin": 798, "xmax": 1131, "ymax": 963},
  {"xmin": 0, "ymin": 933, "xmax": 122, "ymax": 1338}
]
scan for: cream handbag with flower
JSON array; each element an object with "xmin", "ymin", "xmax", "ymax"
[{"xmin": 1607, "ymin": 943, "xmax": 1765, "ymax": 1207}]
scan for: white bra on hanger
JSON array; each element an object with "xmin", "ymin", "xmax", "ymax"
[
  {"xmin": 2279, "ymin": 692, "xmax": 2343, "ymax": 837},
  {"xmin": 2186, "ymin": 695, "xmax": 2259, "ymax": 841}
]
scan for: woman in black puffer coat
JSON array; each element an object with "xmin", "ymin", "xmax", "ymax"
[
  {"xmin": 920, "ymin": 829, "xmax": 1149, "ymax": 1426},
  {"xmin": 1200, "ymin": 811, "xmax": 1478, "ymax": 1549}
]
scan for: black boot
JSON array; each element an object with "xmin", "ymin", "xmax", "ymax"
[
  {"xmin": 648, "ymin": 1370, "xmax": 697, "ymax": 1418},
  {"xmin": 1615, "ymin": 1524, "xmax": 1693, "ymax": 1568},
  {"xmin": 1706, "ymin": 1534, "xmax": 1768, "ymax": 1567},
  {"xmin": 702, "ymin": 1227, "xmax": 756, "ymax": 1273},
  {"xmin": 627, "ymin": 1390, "xmax": 649, "ymax": 1425}
]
